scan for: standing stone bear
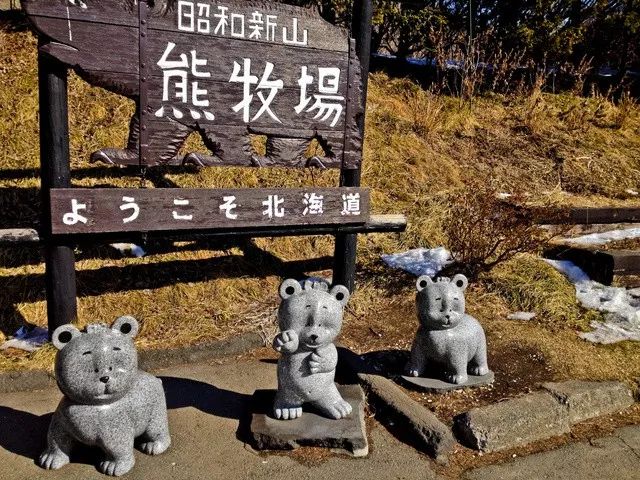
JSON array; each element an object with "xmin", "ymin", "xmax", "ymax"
[
  {"xmin": 39, "ymin": 316, "xmax": 170, "ymax": 476},
  {"xmin": 406, "ymin": 274, "xmax": 489, "ymax": 385},
  {"xmin": 272, "ymin": 279, "xmax": 352, "ymax": 420}
]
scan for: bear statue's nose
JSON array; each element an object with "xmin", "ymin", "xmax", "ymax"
[
  {"xmin": 309, "ymin": 334, "xmax": 318, "ymax": 341},
  {"xmin": 99, "ymin": 376, "xmax": 110, "ymax": 384}
]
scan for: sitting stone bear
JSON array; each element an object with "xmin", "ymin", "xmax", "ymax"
[
  {"xmin": 406, "ymin": 274, "xmax": 489, "ymax": 384},
  {"xmin": 272, "ymin": 279, "xmax": 352, "ymax": 420},
  {"xmin": 39, "ymin": 316, "xmax": 170, "ymax": 476}
]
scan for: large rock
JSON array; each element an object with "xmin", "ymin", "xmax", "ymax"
[
  {"xmin": 362, "ymin": 373, "xmax": 455, "ymax": 461},
  {"xmin": 542, "ymin": 380, "xmax": 635, "ymax": 424},
  {"xmin": 454, "ymin": 392, "xmax": 570, "ymax": 452},
  {"xmin": 250, "ymin": 384, "xmax": 369, "ymax": 457}
]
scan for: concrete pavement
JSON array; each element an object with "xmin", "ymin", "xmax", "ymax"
[
  {"xmin": 1, "ymin": 354, "xmax": 639, "ymax": 479},
  {"xmin": 0, "ymin": 357, "xmax": 438, "ymax": 480},
  {"xmin": 465, "ymin": 425, "xmax": 640, "ymax": 480}
]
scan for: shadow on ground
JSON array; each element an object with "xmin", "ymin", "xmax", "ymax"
[{"xmin": 0, "ymin": 376, "xmax": 254, "ymax": 465}]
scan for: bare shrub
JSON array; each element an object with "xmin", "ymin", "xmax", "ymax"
[{"xmin": 441, "ymin": 182, "xmax": 554, "ymax": 279}]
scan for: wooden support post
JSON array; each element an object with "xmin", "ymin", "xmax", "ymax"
[
  {"xmin": 333, "ymin": 0, "xmax": 372, "ymax": 292},
  {"xmin": 38, "ymin": 48, "xmax": 78, "ymax": 334}
]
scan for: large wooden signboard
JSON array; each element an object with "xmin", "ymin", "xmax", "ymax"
[
  {"xmin": 23, "ymin": 0, "xmax": 363, "ymax": 169},
  {"xmin": 24, "ymin": 0, "xmax": 376, "ymax": 333}
]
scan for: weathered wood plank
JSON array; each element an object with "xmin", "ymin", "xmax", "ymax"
[
  {"xmin": 50, "ymin": 187, "xmax": 370, "ymax": 234},
  {"xmin": 544, "ymin": 244, "xmax": 640, "ymax": 285},
  {"xmin": 31, "ymin": 18, "xmax": 139, "ymax": 74},
  {"xmin": 536, "ymin": 208, "xmax": 640, "ymax": 225},
  {"xmin": 22, "ymin": 0, "xmax": 138, "ymax": 27}
]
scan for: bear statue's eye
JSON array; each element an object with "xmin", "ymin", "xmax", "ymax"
[
  {"xmin": 322, "ymin": 305, "xmax": 328, "ymax": 310},
  {"xmin": 113, "ymin": 347, "xmax": 121, "ymax": 351},
  {"xmin": 453, "ymin": 298, "xmax": 459, "ymax": 301},
  {"xmin": 82, "ymin": 351, "xmax": 92, "ymax": 356},
  {"xmin": 434, "ymin": 297, "xmax": 442, "ymax": 301},
  {"xmin": 305, "ymin": 304, "xmax": 311, "ymax": 309},
  {"xmin": 94, "ymin": 369, "xmax": 99, "ymax": 373}
]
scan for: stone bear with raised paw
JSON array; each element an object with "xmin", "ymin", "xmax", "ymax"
[
  {"xmin": 39, "ymin": 316, "xmax": 170, "ymax": 477},
  {"xmin": 272, "ymin": 279, "xmax": 352, "ymax": 420},
  {"xmin": 406, "ymin": 274, "xmax": 489, "ymax": 385}
]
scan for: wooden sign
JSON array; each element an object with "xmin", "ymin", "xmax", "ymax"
[
  {"xmin": 50, "ymin": 187, "xmax": 370, "ymax": 234},
  {"xmin": 23, "ymin": 0, "xmax": 363, "ymax": 169}
]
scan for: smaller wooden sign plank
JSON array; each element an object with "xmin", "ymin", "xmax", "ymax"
[
  {"xmin": 147, "ymin": 0, "xmax": 350, "ymax": 53},
  {"xmin": 50, "ymin": 187, "xmax": 369, "ymax": 235}
]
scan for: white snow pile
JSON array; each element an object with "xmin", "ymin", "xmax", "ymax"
[
  {"xmin": 381, "ymin": 247, "xmax": 453, "ymax": 277},
  {"xmin": 545, "ymin": 259, "xmax": 640, "ymax": 344},
  {"xmin": 110, "ymin": 243, "xmax": 146, "ymax": 257},
  {"xmin": 563, "ymin": 225, "xmax": 640, "ymax": 246},
  {"xmin": 0, "ymin": 326, "xmax": 49, "ymax": 352}
]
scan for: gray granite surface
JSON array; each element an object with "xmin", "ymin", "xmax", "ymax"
[{"xmin": 40, "ymin": 316, "xmax": 170, "ymax": 476}]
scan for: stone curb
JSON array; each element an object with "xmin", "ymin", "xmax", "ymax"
[
  {"xmin": 338, "ymin": 348, "xmax": 455, "ymax": 463},
  {"xmin": 454, "ymin": 391, "xmax": 570, "ymax": 452},
  {"xmin": 454, "ymin": 381, "xmax": 636, "ymax": 453},
  {"xmin": 0, "ymin": 331, "xmax": 265, "ymax": 394},
  {"xmin": 541, "ymin": 380, "xmax": 635, "ymax": 424}
]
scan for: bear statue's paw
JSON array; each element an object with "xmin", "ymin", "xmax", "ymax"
[
  {"xmin": 98, "ymin": 456, "xmax": 135, "ymax": 477},
  {"xmin": 468, "ymin": 365, "xmax": 489, "ymax": 376},
  {"xmin": 274, "ymin": 405, "xmax": 303, "ymax": 420},
  {"xmin": 444, "ymin": 372, "xmax": 468, "ymax": 385},
  {"xmin": 39, "ymin": 450, "xmax": 70, "ymax": 470},
  {"xmin": 326, "ymin": 399, "xmax": 352, "ymax": 419},
  {"xmin": 139, "ymin": 437, "xmax": 171, "ymax": 456}
]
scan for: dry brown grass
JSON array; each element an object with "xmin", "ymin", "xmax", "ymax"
[{"xmin": 1, "ymin": 23, "xmax": 640, "ymax": 387}]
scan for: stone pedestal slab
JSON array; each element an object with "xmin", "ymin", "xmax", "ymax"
[{"xmin": 250, "ymin": 384, "xmax": 368, "ymax": 457}]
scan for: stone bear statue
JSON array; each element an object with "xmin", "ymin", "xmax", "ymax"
[
  {"xmin": 39, "ymin": 316, "xmax": 170, "ymax": 477},
  {"xmin": 406, "ymin": 274, "xmax": 489, "ymax": 385},
  {"xmin": 272, "ymin": 278, "xmax": 352, "ymax": 420}
]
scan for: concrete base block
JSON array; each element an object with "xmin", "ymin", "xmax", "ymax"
[{"xmin": 250, "ymin": 384, "xmax": 368, "ymax": 457}]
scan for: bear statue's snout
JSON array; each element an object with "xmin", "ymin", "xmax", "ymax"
[{"xmin": 309, "ymin": 334, "xmax": 319, "ymax": 341}]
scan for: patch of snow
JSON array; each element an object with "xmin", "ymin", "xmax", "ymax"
[
  {"xmin": 110, "ymin": 243, "xmax": 146, "ymax": 257},
  {"xmin": 563, "ymin": 226, "xmax": 640, "ymax": 246},
  {"xmin": 544, "ymin": 259, "xmax": 590, "ymax": 283},
  {"xmin": 544, "ymin": 259, "xmax": 640, "ymax": 344},
  {"xmin": 381, "ymin": 247, "xmax": 453, "ymax": 277},
  {"xmin": 0, "ymin": 326, "xmax": 48, "ymax": 352},
  {"xmin": 625, "ymin": 189, "xmax": 638, "ymax": 196},
  {"xmin": 507, "ymin": 312, "xmax": 536, "ymax": 321}
]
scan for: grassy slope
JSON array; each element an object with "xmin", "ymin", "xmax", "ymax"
[{"xmin": 1, "ymin": 22, "xmax": 640, "ymax": 388}]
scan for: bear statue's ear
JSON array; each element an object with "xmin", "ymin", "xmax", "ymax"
[
  {"xmin": 329, "ymin": 285, "xmax": 350, "ymax": 307},
  {"xmin": 416, "ymin": 275, "xmax": 433, "ymax": 292},
  {"xmin": 51, "ymin": 324, "xmax": 81, "ymax": 350},
  {"xmin": 452, "ymin": 274, "xmax": 469, "ymax": 291},
  {"xmin": 111, "ymin": 315, "xmax": 139, "ymax": 338},
  {"xmin": 279, "ymin": 279, "xmax": 302, "ymax": 300}
]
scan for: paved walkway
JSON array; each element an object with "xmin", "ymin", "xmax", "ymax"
[
  {"xmin": 0, "ymin": 355, "xmax": 639, "ymax": 479},
  {"xmin": 465, "ymin": 425, "xmax": 640, "ymax": 480},
  {"xmin": 0, "ymin": 357, "xmax": 437, "ymax": 480}
]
